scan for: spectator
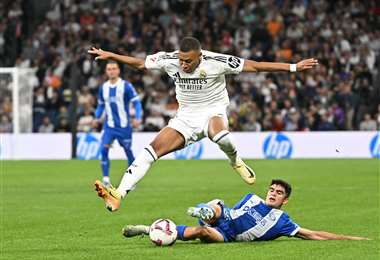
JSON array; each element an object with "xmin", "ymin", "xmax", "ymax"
[
  {"xmin": 1, "ymin": 0, "xmax": 378, "ymax": 133},
  {"xmin": 0, "ymin": 115, "xmax": 12, "ymax": 133},
  {"xmin": 359, "ymin": 113, "xmax": 377, "ymax": 131},
  {"xmin": 38, "ymin": 116, "xmax": 54, "ymax": 133},
  {"xmin": 77, "ymin": 107, "xmax": 95, "ymax": 132},
  {"xmin": 242, "ymin": 114, "xmax": 262, "ymax": 132}
]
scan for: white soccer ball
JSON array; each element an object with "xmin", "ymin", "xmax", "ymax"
[{"xmin": 149, "ymin": 218, "xmax": 178, "ymax": 246}]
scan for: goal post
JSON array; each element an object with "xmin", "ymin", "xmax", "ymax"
[{"xmin": 0, "ymin": 67, "xmax": 35, "ymax": 133}]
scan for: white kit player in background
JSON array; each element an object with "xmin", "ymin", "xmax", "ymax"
[{"xmin": 88, "ymin": 37, "xmax": 319, "ymax": 212}]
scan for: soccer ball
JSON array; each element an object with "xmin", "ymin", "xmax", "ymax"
[{"xmin": 149, "ymin": 218, "xmax": 178, "ymax": 246}]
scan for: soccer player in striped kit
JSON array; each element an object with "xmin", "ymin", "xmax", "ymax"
[
  {"xmin": 92, "ymin": 61, "xmax": 142, "ymax": 187},
  {"xmin": 123, "ymin": 179, "xmax": 368, "ymax": 242},
  {"xmin": 88, "ymin": 37, "xmax": 318, "ymax": 211}
]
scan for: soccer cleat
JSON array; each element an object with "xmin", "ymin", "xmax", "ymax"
[
  {"xmin": 232, "ymin": 157, "xmax": 256, "ymax": 185},
  {"xmin": 94, "ymin": 180, "xmax": 121, "ymax": 212},
  {"xmin": 187, "ymin": 204, "xmax": 215, "ymax": 221},
  {"xmin": 122, "ymin": 225, "xmax": 150, "ymax": 237}
]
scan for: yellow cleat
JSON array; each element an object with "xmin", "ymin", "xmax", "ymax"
[
  {"xmin": 232, "ymin": 158, "xmax": 256, "ymax": 185},
  {"xmin": 94, "ymin": 180, "xmax": 121, "ymax": 212}
]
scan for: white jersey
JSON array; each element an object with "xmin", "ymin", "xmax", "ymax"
[{"xmin": 145, "ymin": 50, "xmax": 244, "ymax": 112}]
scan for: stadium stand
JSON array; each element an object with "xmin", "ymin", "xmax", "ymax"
[{"xmin": 0, "ymin": 0, "xmax": 379, "ymax": 133}]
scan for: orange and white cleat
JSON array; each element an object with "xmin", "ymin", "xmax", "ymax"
[{"xmin": 94, "ymin": 180, "xmax": 122, "ymax": 212}]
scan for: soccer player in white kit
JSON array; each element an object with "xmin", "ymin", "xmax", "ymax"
[{"xmin": 88, "ymin": 37, "xmax": 318, "ymax": 212}]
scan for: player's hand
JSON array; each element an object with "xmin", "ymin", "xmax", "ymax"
[
  {"xmin": 88, "ymin": 47, "xmax": 113, "ymax": 60},
  {"xmin": 131, "ymin": 119, "xmax": 141, "ymax": 129},
  {"xmin": 296, "ymin": 58, "xmax": 318, "ymax": 71}
]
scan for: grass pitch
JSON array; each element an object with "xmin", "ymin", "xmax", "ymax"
[{"xmin": 1, "ymin": 159, "xmax": 379, "ymax": 260}]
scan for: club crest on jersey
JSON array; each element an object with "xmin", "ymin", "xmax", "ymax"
[{"xmin": 199, "ymin": 69, "xmax": 207, "ymax": 78}]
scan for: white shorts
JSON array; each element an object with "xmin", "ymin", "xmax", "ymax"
[{"xmin": 167, "ymin": 106, "xmax": 228, "ymax": 146}]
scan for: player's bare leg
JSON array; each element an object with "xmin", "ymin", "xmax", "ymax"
[
  {"xmin": 208, "ymin": 116, "xmax": 256, "ymax": 184},
  {"xmin": 182, "ymin": 226, "xmax": 225, "ymax": 243},
  {"xmin": 94, "ymin": 127, "xmax": 185, "ymax": 212},
  {"xmin": 149, "ymin": 127, "xmax": 185, "ymax": 157}
]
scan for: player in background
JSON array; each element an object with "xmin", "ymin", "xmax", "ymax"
[
  {"xmin": 92, "ymin": 61, "xmax": 142, "ymax": 187},
  {"xmin": 88, "ymin": 37, "xmax": 318, "ymax": 211},
  {"xmin": 123, "ymin": 179, "xmax": 369, "ymax": 242}
]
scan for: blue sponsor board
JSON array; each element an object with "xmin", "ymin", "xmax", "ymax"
[
  {"xmin": 369, "ymin": 133, "xmax": 380, "ymax": 158},
  {"xmin": 263, "ymin": 133, "xmax": 293, "ymax": 159},
  {"xmin": 174, "ymin": 141, "xmax": 203, "ymax": 160},
  {"xmin": 76, "ymin": 133, "xmax": 101, "ymax": 160}
]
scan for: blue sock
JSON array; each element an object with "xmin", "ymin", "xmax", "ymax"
[
  {"xmin": 101, "ymin": 146, "xmax": 110, "ymax": 178},
  {"xmin": 176, "ymin": 225, "xmax": 189, "ymax": 241},
  {"xmin": 123, "ymin": 147, "xmax": 135, "ymax": 166}
]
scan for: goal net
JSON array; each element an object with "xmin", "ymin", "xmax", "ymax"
[{"xmin": 0, "ymin": 67, "xmax": 36, "ymax": 133}]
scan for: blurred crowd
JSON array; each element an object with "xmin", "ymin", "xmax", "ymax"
[{"xmin": 0, "ymin": 0, "xmax": 379, "ymax": 133}]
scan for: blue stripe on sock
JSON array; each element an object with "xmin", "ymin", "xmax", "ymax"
[{"xmin": 176, "ymin": 225, "xmax": 188, "ymax": 240}]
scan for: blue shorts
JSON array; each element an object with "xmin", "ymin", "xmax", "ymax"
[
  {"xmin": 198, "ymin": 205, "xmax": 236, "ymax": 242},
  {"xmin": 101, "ymin": 127, "xmax": 132, "ymax": 149}
]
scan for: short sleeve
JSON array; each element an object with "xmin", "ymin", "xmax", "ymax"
[
  {"xmin": 222, "ymin": 54, "xmax": 244, "ymax": 74},
  {"xmin": 203, "ymin": 51, "xmax": 244, "ymax": 75},
  {"xmin": 145, "ymin": 51, "xmax": 169, "ymax": 70},
  {"xmin": 279, "ymin": 214, "xmax": 300, "ymax": 237}
]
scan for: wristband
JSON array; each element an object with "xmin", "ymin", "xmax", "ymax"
[{"xmin": 290, "ymin": 64, "xmax": 297, "ymax": 72}]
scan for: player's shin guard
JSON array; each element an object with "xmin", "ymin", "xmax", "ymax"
[
  {"xmin": 212, "ymin": 130, "xmax": 237, "ymax": 164},
  {"xmin": 116, "ymin": 145, "xmax": 158, "ymax": 197}
]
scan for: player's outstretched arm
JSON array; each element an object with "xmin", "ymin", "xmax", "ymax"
[
  {"xmin": 88, "ymin": 47, "xmax": 146, "ymax": 70},
  {"xmin": 242, "ymin": 58, "xmax": 318, "ymax": 73},
  {"xmin": 295, "ymin": 227, "xmax": 369, "ymax": 240}
]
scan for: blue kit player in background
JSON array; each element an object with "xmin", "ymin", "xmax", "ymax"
[
  {"xmin": 123, "ymin": 179, "xmax": 368, "ymax": 242},
  {"xmin": 92, "ymin": 61, "xmax": 142, "ymax": 187}
]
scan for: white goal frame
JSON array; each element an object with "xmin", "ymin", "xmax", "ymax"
[{"xmin": 0, "ymin": 67, "xmax": 34, "ymax": 133}]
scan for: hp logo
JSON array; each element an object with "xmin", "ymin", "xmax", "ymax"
[
  {"xmin": 76, "ymin": 133, "xmax": 101, "ymax": 160},
  {"xmin": 174, "ymin": 141, "xmax": 203, "ymax": 160},
  {"xmin": 263, "ymin": 133, "xmax": 293, "ymax": 159},
  {"xmin": 369, "ymin": 133, "xmax": 380, "ymax": 158}
]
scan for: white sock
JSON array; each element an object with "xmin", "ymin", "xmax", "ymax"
[
  {"xmin": 212, "ymin": 130, "xmax": 238, "ymax": 165},
  {"xmin": 102, "ymin": 176, "xmax": 110, "ymax": 184},
  {"xmin": 117, "ymin": 145, "xmax": 158, "ymax": 197}
]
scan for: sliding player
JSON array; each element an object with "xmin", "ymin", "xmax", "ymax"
[{"xmin": 123, "ymin": 179, "xmax": 369, "ymax": 242}]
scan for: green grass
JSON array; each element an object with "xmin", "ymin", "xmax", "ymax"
[{"xmin": 1, "ymin": 159, "xmax": 379, "ymax": 260}]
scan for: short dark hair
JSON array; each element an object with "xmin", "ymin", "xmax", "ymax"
[
  {"xmin": 106, "ymin": 60, "xmax": 119, "ymax": 67},
  {"xmin": 179, "ymin": 37, "xmax": 201, "ymax": 52},
  {"xmin": 270, "ymin": 179, "xmax": 292, "ymax": 198}
]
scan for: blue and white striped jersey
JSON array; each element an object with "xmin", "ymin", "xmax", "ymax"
[
  {"xmin": 95, "ymin": 78, "xmax": 140, "ymax": 129},
  {"xmin": 228, "ymin": 193, "xmax": 300, "ymax": 241}
]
